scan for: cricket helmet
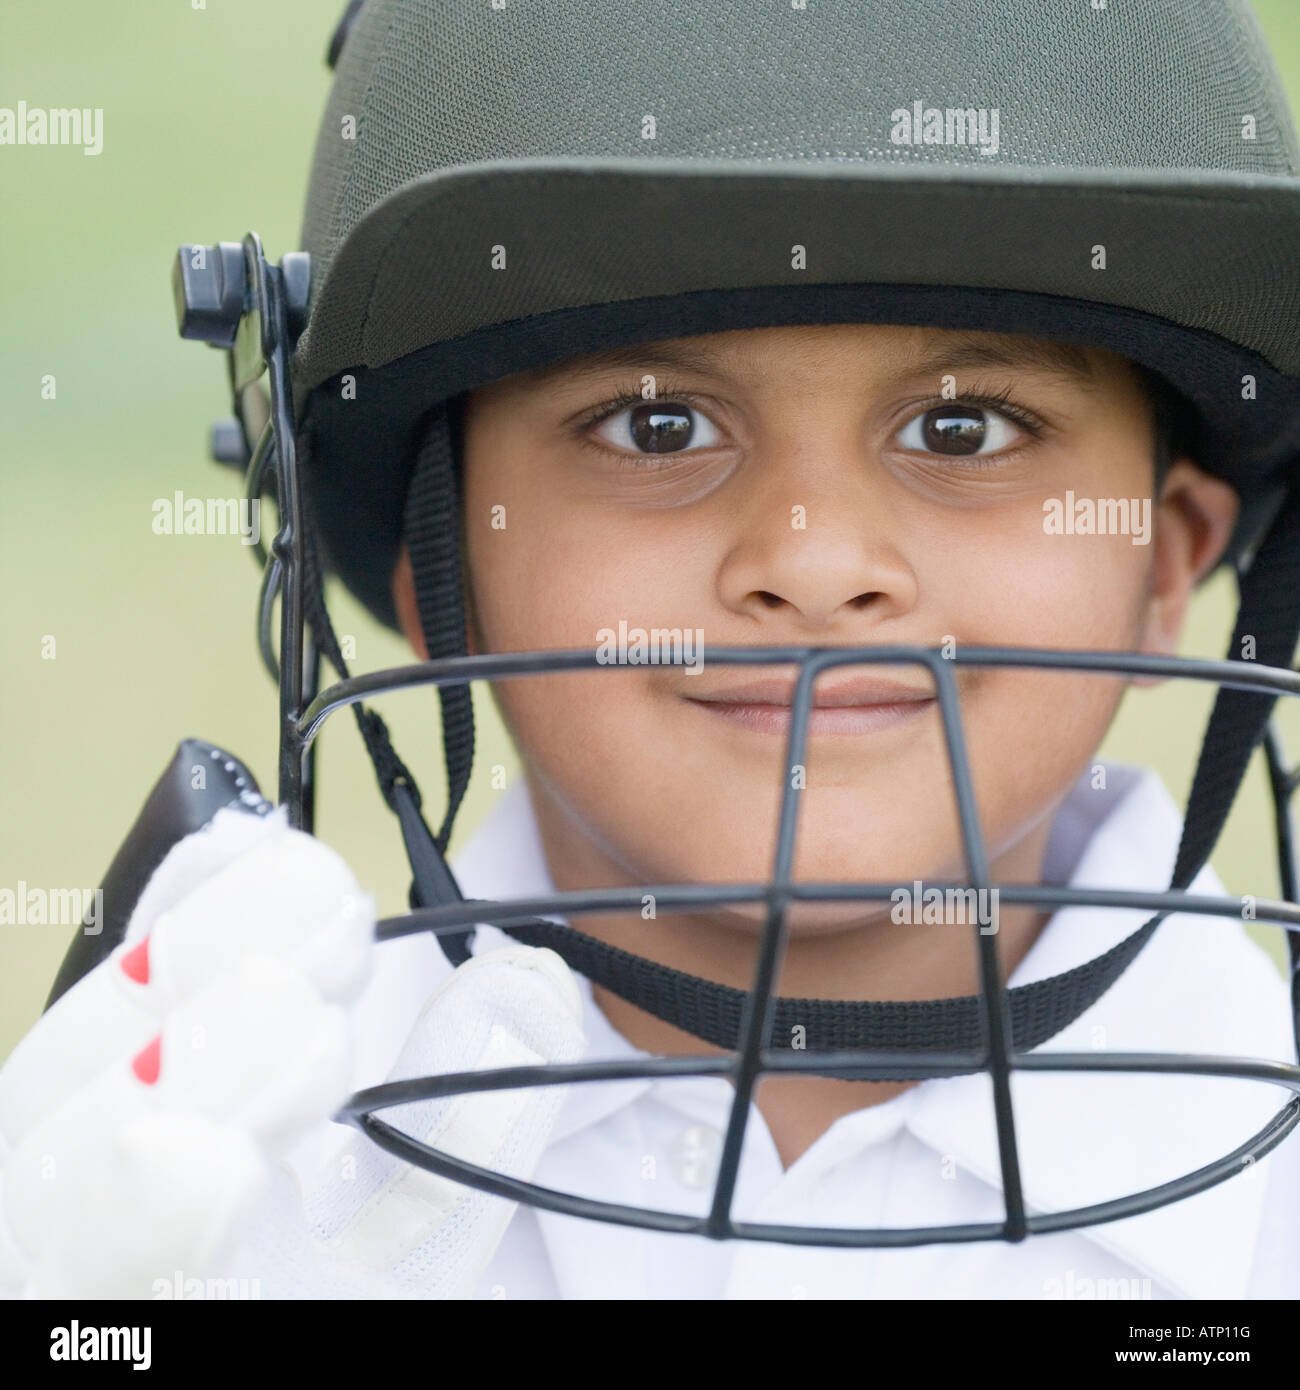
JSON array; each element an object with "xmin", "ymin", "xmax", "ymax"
[{"xmin": 159, "ymin": 0, "xmax": 1300, "ymax": 1246}]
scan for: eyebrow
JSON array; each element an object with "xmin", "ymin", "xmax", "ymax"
[
  {"xmin": 522, "ymin": 340, "xmax": 751, "ymax": 389},
  {"xmin": 523, "ymin": 331, "xmax": 1101, "ymax": 395},
  {"xmin": 899, "ymin": 334, "xmax": 1100, "ymax": 389}
]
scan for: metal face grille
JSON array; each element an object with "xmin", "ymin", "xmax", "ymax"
[{"xmin": 309, "ymin": 645, "xmax": 1300, "ymax": 1247}]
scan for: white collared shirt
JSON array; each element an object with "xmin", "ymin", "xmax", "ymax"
[{"xmin": 327, "ymin": 763, "xmax": 1300, "ymax": 1300}]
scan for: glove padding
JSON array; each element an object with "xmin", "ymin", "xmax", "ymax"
[{"xmin": 0, "ymin": 806, "xmax": 584, "ymax": 1299}]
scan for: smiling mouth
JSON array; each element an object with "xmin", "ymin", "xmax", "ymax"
[{"xmin": 683, "ymin": 676, "xmax": 937, "ymax": 736}]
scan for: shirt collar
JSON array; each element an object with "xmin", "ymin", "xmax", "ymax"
[
  {"xmin": 452, "ymin": 780, "xmax": 652, "ymax": 1142},
  {"xmin": 452, "ymin": 767, "xmax": 1292, "ymax": 1297},
  {"xmin": 905, "ymin": 765, "xmax": 1290, "ymax": 1299}
]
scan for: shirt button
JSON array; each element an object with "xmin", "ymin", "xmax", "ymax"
[{"xmin": 672, "ymin": 1123, "xmax": 723, "ymax": 1189}]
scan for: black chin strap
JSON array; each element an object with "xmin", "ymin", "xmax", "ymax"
[
  {"xmin": 399, "ymin": 403, "xmax": 478, "ymax": 964},
  {"xmin": 390, "ymin": 405, "xmax": 1300, "ymax": 1069},
  {"xmin": 299, "ymin": 424, "xmax": 476, "ymax": 964}
]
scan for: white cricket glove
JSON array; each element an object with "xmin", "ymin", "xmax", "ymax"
[{"xmin": 0, "ymin": 806, "xmax": 584, "ymax": 1299}]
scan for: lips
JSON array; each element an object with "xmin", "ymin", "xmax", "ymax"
[{"xmin": 684, "ymin": 675, "xmax": 936, "ymax": 736}]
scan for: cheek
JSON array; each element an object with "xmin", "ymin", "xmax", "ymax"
[
  {"xmin": 927, "ymin": 510, "xmax": 1152, "ymax": 650},
  {"xmin": 462, "ymin": 468, "xmax": 713, "ymax": 794},
  {"xmin": 464, "ymin": 478, "xmax": 712, "ymax": 650},
  {"xmin": 919, "ymin": 514, "xmax": 1153, "ymax": 837}
]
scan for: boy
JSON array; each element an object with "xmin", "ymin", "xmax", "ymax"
[{"xmin": 3, "ymin": 0, "xmax": 1299, "ymax": 1300}]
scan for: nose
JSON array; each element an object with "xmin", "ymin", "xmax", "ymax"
[{"xmin": 714, "ymin": 453, "xmax": 918, "ymax": 634}]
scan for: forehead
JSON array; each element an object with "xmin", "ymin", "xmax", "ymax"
[{"xmin": 514, "ymin": 323, "xmax": 1122, "ymax": 395}]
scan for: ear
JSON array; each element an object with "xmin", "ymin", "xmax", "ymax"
[
  {"xmin": 1135, "ymin": 459, "xmax": 1240, "ymax": 675},
  {"xmin": 390, "ymin": 544, "xmax": 480, "ymax": 660}
]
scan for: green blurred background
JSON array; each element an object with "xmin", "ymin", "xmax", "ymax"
[{"xmin": 3, "ymin": 2, "xmax": 1299, "ymax": 1058}]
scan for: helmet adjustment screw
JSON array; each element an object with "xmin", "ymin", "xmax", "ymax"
[
  {"xmin": 209, "ymin": 417, "xmax": 249, "ymax": 468},
  {"xmin": 172, "ymin": 242, "xmax": 247, "ymax": 348}
]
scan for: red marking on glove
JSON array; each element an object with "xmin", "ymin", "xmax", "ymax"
[
  {"xmin": 121, "ymin": 937, "xmax": 150, "ymax": 985},
  {"xmin": 132, "ymin": 1036, "xmax": 161, "ymax": 1086}
]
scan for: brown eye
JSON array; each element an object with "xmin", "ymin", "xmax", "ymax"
[
  {"xmin": 592, "ymin": 401, "xmax": 722, "ymax": 456},
  {"xmin": 632, "ymin": 403, "xmax": 693, "ymax": 453},
  {"xmin": 896, "ymin": 404, "xmax": 1021, "ymax": 457},
  {"xmin": 925, "ymin": 406, "xmax": 984, "ymax": 453}
]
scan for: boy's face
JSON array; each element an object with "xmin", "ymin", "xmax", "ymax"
[{"xmin": 395, "ymin": 324, "xmax": 1236, "ymax": 927}]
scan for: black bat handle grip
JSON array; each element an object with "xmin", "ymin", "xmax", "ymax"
[{"xmin": 43, "ymin": 739, "xmax": 273, "ymax": 1011}]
